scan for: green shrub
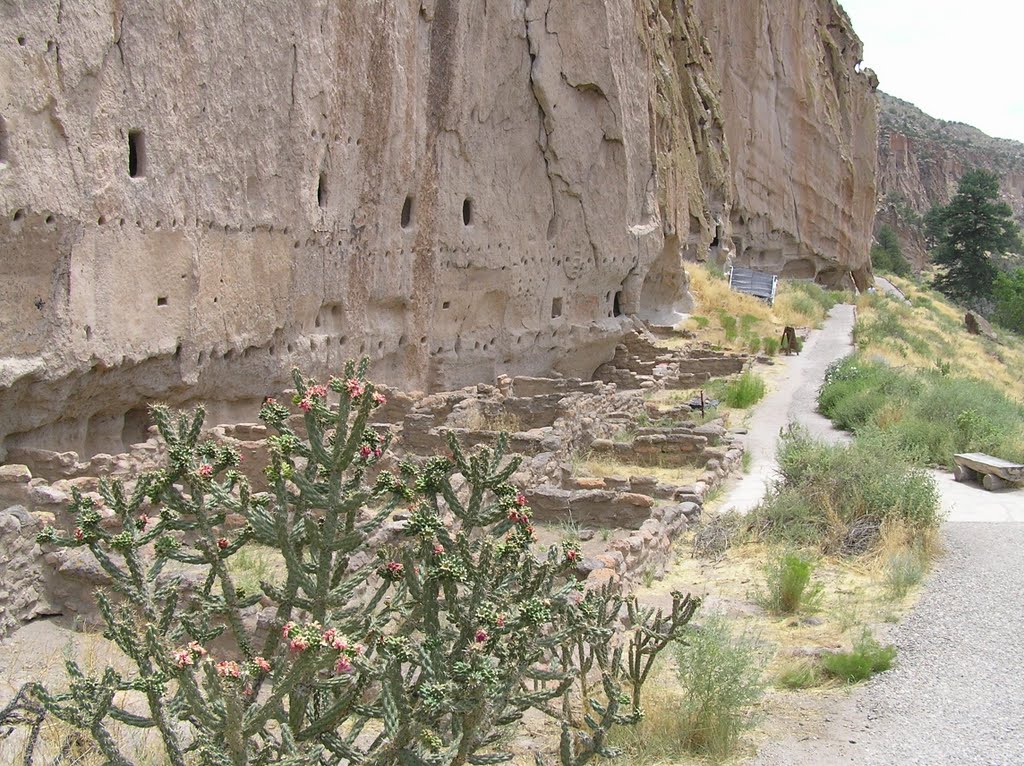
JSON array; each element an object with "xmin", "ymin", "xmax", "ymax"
[
  {"xmin": 674, "ymin": 617, "xmax": 765, "ymax": 759},
  {"xmin": 819, "ymin": 354, "xmax": 1024, "ymax": 465},
  {"xmin": 691, "ymin": 315, "xmax": 711, "ymax": 329},
  {"xmin": 775, "ymin": 659, "xmax": 823, "ymax": 690},
  {"xmin": 754, "ymin": 427, "xmax": 940, "ymax": 553},
  {"xmin": 822, "ymin": 632, "xmax": 896, "ymax": 682},
  {"xmin": 787, "ymin": 281, "xmax": 846, "ymax": 312},
  {"xmin": 23, "ymin": 362, "xmax": 700, "ymax": 766},
  {"xmin": 746, "ymin": 335, "xmax": 762, "ymax": 354},
  {"xmin": 762, "ymin": 337, "xmax": 780, "ymax": 356},
  {"xmin": 754, "ymin": 552, "xmax": 822, "ymax": 614},
  {"xmin": 725, "ymin": 370, "xmax": 767, "ymax": 408}
]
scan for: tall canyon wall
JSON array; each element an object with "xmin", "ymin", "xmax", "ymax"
[
  {"xmin": 0, "ymin": 0, "xmax": 877, "ymax": 459},
  {"xmin": 877, "ymin": 91, "xmax": 1024, "ymax": 266}
]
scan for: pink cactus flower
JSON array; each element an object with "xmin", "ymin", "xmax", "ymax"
[
  {"xmin": 253, "ymin": 656, "xmax": 271, "ymax": 673},
  {"xmin": 289, "ymin": 636, "xmax": 310, "ymax": 653},
  {"xmin": 217, "ymin": 537, "xmax": 229, "ymax": 550},
  {"xmin": 74, "ymin": 528, "xmax": 84, "ymax": 542},
  {"xmin": 433, "ymin": 544, "xmax": 444, "ymax": 555},
  {"xmin": 475, "ymin": 629, "xmax": 488, "ymax": 643},
  {"xmin": 335, "ymin": 655, "xmax": 353, "ymax": 674},
  {"xmin": 173, "ymin": 650, "xmax": 193, "ymax": 669},
  {"xmin": 515, "ymin": 493, "xmax": 528, "ymax": 507},
  {"xmin": 386, "ymin": 561, "xmax": 404, "ymax": 576},
  {"xmin": 307, "ymin": 384, "xmax": 328, "ymax": 398},
  {"xmin": 282, "ymin": 621, "xmax": 296, "ymax": 638},
  {"xmin": 137, "ymin": 514, "xmax": 149, "ymax": 530},
  {"xmin": 360, "ymin": 446, "xmax": 372, "ymax": 458},
  {"xmin": 373, "ymin": 447, "xmax": 383, "ymax": 458},
  {"xmin": 198, "ymin": 464, "xmax": 214, "ymax": 478},
  {"xmin": 299, "ymin": 398, "xmax": 313, "ymax": 413},
  {"xmin": 373, "ymin": 391, "xmax": 387, "ymax": 406},
  {"xmin": 216, "ymin": 660, "xmax": 241, "ymax": 678},
  {"xmin": 346, "ymin": 378, "xmax": 365, "ymax": 398}
]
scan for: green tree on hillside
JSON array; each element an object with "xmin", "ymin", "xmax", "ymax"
[
  {"xmin": 928, "ymin": 169, "xmax": 1021, "ymax": 306},
  {"xmin": 993, "ymin": 268, "xmax": 1024, "ymax": 333},
  {"xmin": 870, "ymin": 224, "xmax": 911, "ymax": 276}
]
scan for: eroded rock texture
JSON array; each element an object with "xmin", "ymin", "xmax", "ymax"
[
  {"xmin": 693, "ymin": 0, "xmax": 877, "ymax": 289},
  {"xmin": 0, "ymin": 0, "xmax": 876, "ymax": 459},
  {"xmin": 877, "ymin": 91, "xmax": 1024, "ymax": 267}
]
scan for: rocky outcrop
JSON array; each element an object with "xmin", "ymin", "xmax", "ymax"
[
  {"xmin": 876, "ymin": 91, "xmax": 1024, "ymax": 267},
  {"xmin": 0, "ymin": 0, "xmax": 876, "ymax": 459}
]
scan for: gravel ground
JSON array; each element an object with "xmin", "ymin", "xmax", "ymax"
[{"xmin": 752, "ymin": 522, "xmax": 1024, "ymax": 766}]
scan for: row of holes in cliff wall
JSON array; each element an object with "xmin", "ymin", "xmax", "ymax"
[{"xmin": 0, "ymin": 3, "xmax": 705, "ymax": 460}]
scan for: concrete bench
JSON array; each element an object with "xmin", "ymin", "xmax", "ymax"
[{"xmin": 953, "ymin": 453, "xmax": 1024, "ymax": 491}]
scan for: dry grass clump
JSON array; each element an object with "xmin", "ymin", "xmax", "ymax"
[
  {"xmin": 858, "ymin": 276, "xmax": 1024, "ymax": 401},
  {"xmin": 575, "ymin": 456, "xmax": 704, "ymax": 486},
  {"xmin": 682, "ymin": 264, "xmax": 847, "ymax": 353}
]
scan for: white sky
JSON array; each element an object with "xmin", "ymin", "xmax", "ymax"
[{"xmin": 839, "ymin": 1, "xmax": 1024, "ymax": 142}]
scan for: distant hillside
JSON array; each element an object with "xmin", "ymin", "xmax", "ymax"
[{"xmin": 876, "ymin": 91, "xmax": 1024, "ymax": 267}]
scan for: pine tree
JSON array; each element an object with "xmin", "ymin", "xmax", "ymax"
[{"xmin": 929, "ymin": 169, "xmax": 1020, "ymax": 306}]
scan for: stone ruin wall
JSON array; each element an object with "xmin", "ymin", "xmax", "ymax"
[{"xmin": 0, "ymin": 0, "xmax": 877, "ymax": 461}]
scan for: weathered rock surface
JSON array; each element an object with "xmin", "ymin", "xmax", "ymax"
[
  {"xmin": 876, "ymin": 91, "xmax": 1024, "ymax": 267},
  {"xmin": 0, "ymin": 0, "xmax": 876, "ymax": 458},
  {"xmin": 693, "ymin": 0, "xmax": 877, "ymax": 289}
]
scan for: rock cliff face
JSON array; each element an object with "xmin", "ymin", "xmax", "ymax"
[
  {"xmin": 693, "ymin": 0, "xmax": 877, "ymax": 288},
  {"xmin": 0, "ymin": 0, "xmax": 877, "ymax": 458},
  {"xmin": 877, "ymin": 91, "xmax": 1024, "ymax": 267}
]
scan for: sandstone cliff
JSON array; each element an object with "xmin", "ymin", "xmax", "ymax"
[
  {"xmin": 877, "ymin": 91, "xmax": 1024, "ymax": 267},
  {"xmin": 0, "ymin": 0, "xmax": 877, "ymax": 459}
]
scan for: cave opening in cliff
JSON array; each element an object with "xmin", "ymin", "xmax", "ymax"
[
  {"xmin": 613, "ymin": 291, "xmax": 623, "ymax": 317},
  {"xmin": 121, "ymin": 406, "xmax": 152, "ymax": 450},
  {"xmin": 551, "ymin": 297, "xmax": 563, "ymax": 318},
  {"xmin": 401, "ymin": 196, "xmax": 414, "ymax": 229},
  {"xmin": 127, "ymin": 129, "xmax": 145, "ymax": 178},
  {"xmin": 317, "ymin": 173, "xmax": 328, "ymax": 208},
  {"xmin": 0, "ymin": 116, "xmax": 8, "ymax": 165},
  {"xmin": 462, "ymin": 197, "xmax": 473, "ymax": 226}
]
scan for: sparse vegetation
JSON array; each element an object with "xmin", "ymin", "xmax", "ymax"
[
  {"xmin": 884, "ymin": 547, "xmax": 928, "ymax": 599},
  {"xmin": 821, "ymin": 631, "xmax": 896, "ymax": 683},
  {"xmin": 775, "ymin": 659, "xmax": 823, "ymax": 690},
  {"xmin": 681, "ymin": 265, "xmax": 848, "ymax": 352}
]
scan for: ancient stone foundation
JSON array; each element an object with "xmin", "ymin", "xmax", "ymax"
[{"xmin": 0, "ymin": 328, "xmax": 750, "ymax": 635}]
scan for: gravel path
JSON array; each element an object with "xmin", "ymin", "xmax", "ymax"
[
  {"xmin": 752, "ymin": 520, "xmax": 1024, "ymax": 766},
  {"xmin": 740, "ymin": 301, "xmax": 1024, "ymax": 765}
]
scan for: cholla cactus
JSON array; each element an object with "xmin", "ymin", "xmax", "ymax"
[{"xmin": 28, "ymin": 360, "xmax": 698, "ymax": 765}]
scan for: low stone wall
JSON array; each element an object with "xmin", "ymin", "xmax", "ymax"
[{"xmin": 0, "ymin": 504, "xmax": 56, "ymax": 638}]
